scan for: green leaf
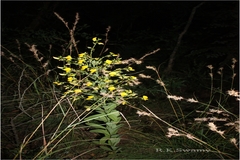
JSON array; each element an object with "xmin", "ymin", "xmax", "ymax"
[
  {"xmin": 106, "ymin": 127, "xmax": 118, "ymax": 135},
  {"xmin": 90, "ymin": 129, "xmax": 110, "ymax": 137},
  {"xmin": 84, "ymin": 113, "xmax": 108, "ymax": 123},
  {"xmin": 103, "ymin": 103, "xmax": 117, "ymax": 113},
  {"xmin": 99, "ymin": 137, "xmax": 109, "ymax": 145},
  {"xmin": 107, "ymin": 111, "xmax": 120, "ymax": 121},
  {"xmin": 108, "ymin": 137, "xmax": 121, "ymax": 146},
  {"xmin": 106, "ymin": 122, "xmax": 117, "ymax": 128},
  {"xmin": 100, "ymin": 145, "xmax": 113, "ymax": 151},
  {"xmin": 85, "ymin": 122, "xmax": 105, "ymax": 129}
]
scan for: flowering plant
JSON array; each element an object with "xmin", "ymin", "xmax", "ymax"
[{"xmin": 53, "ymin": 37, "xmax": 148, "ymax": 153}]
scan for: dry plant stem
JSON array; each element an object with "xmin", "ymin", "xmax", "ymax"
[
  {"xmin": 154, "ymin": 66, "xmax": 184, "ymax": 122},
  {"xmin": 17, "ymin": 67, "xmax": 33, "ymax": 118},
  {"xmin": 18, "ymin": 73, "xmax": 47, "ymax": 119},
  {"xmin": 141, "ymin": 105, "xmax": 232, "ymax": 159},
  {"xmin": 67, "ymin": 97, "xmax": 106, "ymax": 127},
  {"xmin": 34, "ymin": 99, "xmax": 108, "ymax": 158},
  {"xmin": 11, "ymin": 118, "xmax": 20, "ymax": 145},
  {"xmin": 1, "ymin": 45, "xmax": 27, "ymax": 65},
  {"xmin": 99, "ymin": 26, "xmax": 111, "ymax": 56},
  {"xmin": 230, "ymin": 70, "xmax": 235, "ymax": 90},
  {"xmin": 14, "ymin": 97, "xmax": 66, "ymax": 160},
  {"xmin": 139, "ymin": 48, "xmax": 160, "ymax": 60},
  {"xmin": 33, "ymin": 106, "xmax": 72, "ymax": 159},
  {"xmin": 218, "ymin": 71, "xmax": 223, "ymax": 105},
  {"xmin": 72, "ymin": 147, "xmax": 99, "ymax": 160},
  {"xmin": 41, "ymin": 104, "xmax": 48, "ymax": 155},
  {"xmin": 54, "ymin": 12, "xmax": 80, "ymax": 55},
  {"xmin": 165, "ymin": 2, "xmax": 205, "ymax": 73},
  {"xmin": 66, "ymin": 98, "xmax": 81, "ymax": 123},
  {"xmin": 119, "ymin": 112, "xmax": 131, "ymax": 129}
]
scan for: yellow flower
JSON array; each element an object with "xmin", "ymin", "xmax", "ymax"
[
  {"xmin": 130, "ymin": 76, "xmax": 137, "ymax": 80},
  {"xmin": 67, "ymin": 77, "xmax": 73, "ymax": 82},
  {"xmin": 90, "ymin": 68, "xmax": 97, "ymax": 74},
  {"xmin": 86, "ymin": 95, "xmax": 94, "ymax": 100},
  {"xmin": 142, "ymin": 95, "xmax": 148, "ymax": 101},
  {"xmin": 105, "ymin": 60, "xmax": 112, "ymax": 65},
  {"xmin": 108, "ymin": 86, "xmax": 116, "ymax": 92},
  {"xmin": 109, "ymin": 71, "xmax": 117, "ymax": 77},
  {"xmin": 122, "ymin": 101, "xmax": 126, "ymax": 105},
  {"xmin": 65, "ymin": 55, "xmax": 72, "ymax": 61},
  {"xmin": 78, "ymin": 53, "xmax": 86, "ymax": 58},
  {"xmin": 105, "ymin": 79, "xmax": 112, "ymax": 83},
  {"xmin": 120, "ymin": 92, "xmax": 128, "ymax": 97},
  {"xmin": 126, "ymin": 90, "xmax": 133, "ymax": 94},
  {"xmin": 92, "ymin": 37, "xmax": 97, "ymax": 42},
  {"xmin": 63, "ymin": 67, "xmax": 71, "ymax": 73},
  {"xmin": 128, "ymin": 67, "xmax": 135, "ymax": 71},
  {"xmin": 81, "ymin": 65, "xmax": 88, "ymax": 70},
  {"xmin": 86, "ymin": 81, "xmax": 92, "ymax": 86},
  {"xmin": 53, "ymin": 81, "xmax": 62, "ymax": 85},
  {"xmin": 74, "ymin": 89, "xmax": 82, "ymax": 94},
  {"xmin": 110, "ymin": 52, "xmax": 118, "ymax": 57},
  {"xmin": 78, "ymin": 59, "xmax": 84, "ymax": 65}
]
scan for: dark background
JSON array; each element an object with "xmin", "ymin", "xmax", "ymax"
[{"xmin": 1, "ymin": 1, "xmax": 239, "ymax": 89}]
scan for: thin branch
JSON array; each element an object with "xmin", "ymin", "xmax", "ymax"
[{"xmin": 165, "ymin": 2, "xmax": 205, "ymax": 73}]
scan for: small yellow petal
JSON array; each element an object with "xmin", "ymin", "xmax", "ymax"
[
  {"xmin": 122, "ymin": 101, "xmax": 126, "ymax": 105},
  {"xmin": 81, "ymin": 65, "xmax": 88, "ymax": 70},
  {"xmin": 128, "ymin": 67, "xmax": 135, "ymax": 71},
  {"xmin": 108, "ymin": 86, "xmax": 116, "ymax": 91},
  {"xmin": 68, "ymin": 77, "xmax": 73, "ymax": 82},
  {"xmin": 130, "ymin": 76, "xmax": 137, "ymax": 80},
  {"xmin": 109, "ymin": 72, "xmax": 117, "ymax": 77},
  {"xmin": 86, "ymin": 82, "xmax": 92, "ymax": 86},
  {"xmin": 86, "ymin": 95, "xmax": 94, "ymax": 100},
  {"xmin": 142, "ymin": 95, "xmax": 148, "ymax": 101},
  {"xmin": 53, "ymin": 81, "xmax": 62, "ymax": 85},
  {"xmin": 78, "ymin": 59, "xmax": 84, "ymax": 65},
  {"xmin": 78, "ymin": 53, "xmax": 86, "ymax": 58},
  {"xmin": 64, "ymin": 67, "xmax": 71, "ymax": 73},
  {"xmin": 90, "ymin": 68, "xmax": 97, "ymax": 74},
  {"xmin": 92, "ymin": 37, "xmax": 97, "ymax": 42},
  {"xmin": 105, "ymin": 60, "xmax": 112, "ymax": 65},
  {"xmin": 74, "ymin": 89, "xmax": 82, "ymax": 94},
  {"xmin": 65, "ymin": 55, "xmax": 72, "ymax": 61},
  {"xmin": 120, "ymin": 92, "xmax": 128, "ymax": 97}
]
